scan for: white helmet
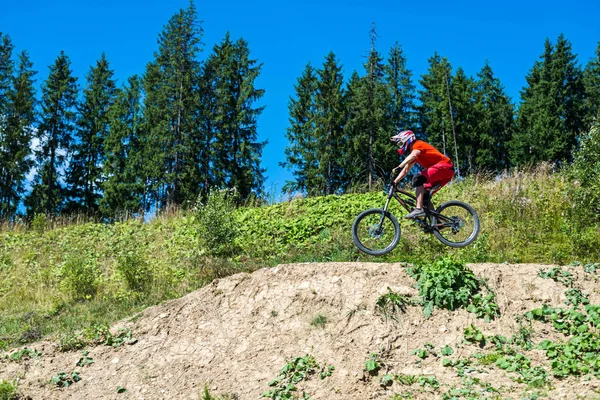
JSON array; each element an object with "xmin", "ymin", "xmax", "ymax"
[{"xmin": 390, "ymin": 130, "xmax": 415, "ymax": 145}]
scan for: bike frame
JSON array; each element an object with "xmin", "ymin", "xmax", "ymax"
[{"xmin": 380, "ymin": 184, "xmax": 458, "ymax": 234}]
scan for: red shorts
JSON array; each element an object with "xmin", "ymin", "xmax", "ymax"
[{"xmin": 421, "ymin": 163, "xmax": 454, "ymax": 192}]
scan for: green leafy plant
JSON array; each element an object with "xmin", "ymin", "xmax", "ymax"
[
  {"xmin": 116, "ymin": 386, "xmax": 127, "ymax": 394},
  {"xmin": 262, "ymin": 355, "xmax": 333, "ymax": 399},
  {"xmin": 76, "ymin": 350, "xmax": 94, "ymax": 367},
  {"xmin": 116, "ymin": 250, "xmax": 152, "ymax": 292},
  {"xmin": 411, "ymin": 343, "xmax": 436, "ymax": 359},
  {"xmin": 51, "ymin": 371, "xmax": 81, "ymax": 388},
  {"xmin": 7, "ymin": 347, "xmax": 41, "ymax": 361},
  {"xmin": 463, "ymin": 325, "xmax": 486, "ymax": 348},
  {"xmin": 441, "ymin": 345, "xmax": 454, "ymax": 356},
  {"xmin": 364, "ymin": 353, "xmax": 382, "ymax": 376},
  {"xmin": 411, "ymin": 257, "xmax": 479, "ymax": 318},
  {"xmin": 467, "ymin": 292, "xmax": 500, "ymax": 322},
  {"xmin": 564, "ymin": 288, "xmax": 590, "ymax": 306},
  {"xmin": 538, "ymin": 266, "xmax": 574, "ymax": 287}
]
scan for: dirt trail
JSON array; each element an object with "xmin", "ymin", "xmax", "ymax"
[{"xmin": 2, "ymin": 262, "xmax": 600, "ymax": 399}]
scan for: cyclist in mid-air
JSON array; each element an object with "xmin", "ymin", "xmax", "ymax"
[{"xmin": 390, "ymin": 130, "xmax": 455, "ymax": 219}]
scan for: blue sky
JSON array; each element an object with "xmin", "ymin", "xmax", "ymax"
[{"xmin": 2, "ymin": 0, "xmax": 599, "ymax": 198}]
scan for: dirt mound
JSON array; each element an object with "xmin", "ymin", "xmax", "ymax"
[{"xmin": 2, "ymin": 262, "xmax": 600, "ymax": 399}]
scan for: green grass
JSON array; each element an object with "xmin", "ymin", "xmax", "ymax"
[{"xmin": 0, "ymin": 167, "xmax": 599, "ymax": 350}]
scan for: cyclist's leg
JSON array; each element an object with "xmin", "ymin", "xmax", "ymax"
[
  {"xmin": 412, "ymin": 173, "xmax": 428, "ymax": 209},
  {"xmin": 425, "ymin": 163, "xmax": 455, "ymax": 197}
]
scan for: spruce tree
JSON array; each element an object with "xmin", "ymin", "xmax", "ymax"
[
  {"xmin": 512, "ymin": 35, "xmax": 585, "ymax": 165},
  {"xmin": 66, "ymin": 53, "xmax": 116, "ymax": 214},
  {"xmin": 385, "ymin": 42, "xmax": 416, "ymax": 133},
  {"xmin": 473, "ymin": 62, "xmax": 514, "ymax": 171},
  {"xmin": 418, "ymin": 52, "xmax": 453, "ymax": 157},
  {"xmin": 143, "ymin": 2, "xmax": 203, "ymax": 209},
  {"xmin": 281, "ymin": 63, "xmax": 319, "ymax": 194},
  {"xmin": 345, "ymin": 24, "xmax": 392, "ymax": 189},
  {"xmin": 314, "ymin": 52, "xmax": 346, "ymax": 195},
  {"xmin": 0, "ymin": 33, "xmax": 15, "ymax": 218},
  {"xmin": 583, "ymin": 41, "xmax": 600, "ymax": 128},
  {"xmin": 211, "ymin": 34, "xmax": 266, "ymax": 200},
  {"xmin": 101, "ymin": 76, "xmax": 145, "ymax": 218},
  {"xmin": 450, "ymin": 67, "xmax": 476, "ymax": 173},
  {"xmin": 1, "ymin": 51, "xmax": 37, "ymax": 219},
  {"xmin": 25, "ymin": 51, "xmax": 78, "ymax": 216}
]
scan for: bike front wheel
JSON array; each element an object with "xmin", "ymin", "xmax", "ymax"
[
  {"xmin": 352, "ymin": 208, "xmax": 401, "ymax": 256},
  {"xmin": 432, "ymin": 200, "xmax": 480, "ymax": 247}
]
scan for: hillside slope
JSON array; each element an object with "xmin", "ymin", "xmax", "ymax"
[{"xmin": 2, "ymin": 262, "xmax": 600, "ymax": 399}]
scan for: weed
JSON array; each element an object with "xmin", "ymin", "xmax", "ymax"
[
  {"xmin": 412, "ymin": 343, "xmax": 436, "ymax": 359},
  {"xmin": 310, "ymin": 314, "xmax": 328, "ymax": 329},
  {"xmin": 116, "ymin": 250, "xmax": 152, "ymax": 292},
  {"xmin": 7, "ymin": 347, "xmax": 41, "ymax": 361},
  {"xmin": 262, "ymin": 355, "xmax": 333, "ymax": 399},
  {"xmin": 196, "ymin": 189, "xmax": 240, "ymax": 257},
  {"xmin": 467, "ymin": 292, "xmax": 500, "ymax": 322},
  {"xmin": 411, "ymin": 257, "xmax": 479, "ymax": 318},
  {"xmin": 346, "ymin": 303, "xmax": 367, "ymax": 321},
  {"xmin": 376, "ymin": 288, "xmax": 414, "ymax": 322},
  {"xmin": 496, "ymin": 353, "xmax": 531, "ymax": 372},
  {"xmin": 76, "ymin": 350, "xmax": 94, "ymax": 367},
  {"xmin": 564, "ymin": 288, "xmax": 590, "ymax": 306},
  {"xmin": 270, "ymin": 310, "xmax": 278, "ymax": 317},
  {"xmin": 364, "ymin": 353, "xmax": 382, "ymax": 376},
  {"xmin": 116, "ymin": 386, "xmax": 127, "ymax": 394},
  {"xmin": 441, "ymin": 345, "xmax": 454, "ymax": 356},
  {"xmin": 0, "ymin": 380, "xmax": 19, "ymax": 400},
  {"xmin": 442, "ymin": 358, "xmax": 475, "ymax": 377},
  {"xmin": 391, "ymin": 373, "xmax": 440, "ymax": 389},
  {"xmin": 51, "ymin": 371, "xmax": 81, "ymax": 388},
  {"xmin": 537, "ymin": 266, "xmax": 574, "ymax": 287},
  {"xmin": 201, "ymin": 386, "xmax": 239, "ymax": 400},
  {"xmin": 463, "ymin": 325, "xmax": 486, "ymax": 348}
]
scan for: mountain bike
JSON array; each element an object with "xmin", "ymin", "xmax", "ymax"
[{"xmin": 351, "ymin": 179, "xmax": 480, "ymax": 256}]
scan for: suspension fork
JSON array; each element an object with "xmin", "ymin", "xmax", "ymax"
[{"xmin": 378, "ymin": 187, "xmax": 394, "ymax": 228}]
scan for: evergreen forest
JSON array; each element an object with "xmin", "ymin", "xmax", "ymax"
[{"xmin": 0, "ymin": 4, "xmax": 599, "ymax": 221}]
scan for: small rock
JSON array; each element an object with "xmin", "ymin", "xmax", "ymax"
[
  {"xmin": 112, "ymin": 357, "xmax": 120, "ymax": 364},
  {"xmin": 439, "ymin": 325, "xmax": 448, "ymax": 333},
  {"xmin": 159, "ymin": 313, "xmax": 169, "ymax": 319}
]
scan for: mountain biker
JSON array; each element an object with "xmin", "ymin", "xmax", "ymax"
[{"xmin": 390, "ymin": 130, "xmax": 455, "ymax": 219}]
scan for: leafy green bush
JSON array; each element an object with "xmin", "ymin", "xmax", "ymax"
[
  {"xmin": 570, "ymin": 119, "xmax": 600, "ymax": 223},
  {"xmin": 116, "ymin": 250, "xmax": 152, "ymax": 292},
  {"xmin": 196, "ymin": 189, "xmax": 240, "ymax": 257},
  {"xmin": 410, "ymin": 257, "xmax": 479, "ymax": 318},
  {"xmin": 262, "ymin": 354, "xmax": 334, "ymax": 399},
  {"xmin": 61, "ymin": 254, "xmax": 99, "ymax": 300}
]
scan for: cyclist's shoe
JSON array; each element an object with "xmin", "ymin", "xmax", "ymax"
[{"xmin": 404, "ymin": 208, "xmax": 425, "ymax": 219}]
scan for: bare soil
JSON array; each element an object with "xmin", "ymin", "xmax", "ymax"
[{"xmin": 2, "ymin": 262, "xmax": 600, "ymax": 399}]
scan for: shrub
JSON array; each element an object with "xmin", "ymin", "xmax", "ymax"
[
  {"xmin": 61, "ymin": 254, "xmax": 99, "ymax": 300},
  {"xmin": 196, "ymin": 189, "xmax": 239, "ymax": 257},
  {"xmin": 570, "ymin": 118, "xmax": 600, "ymax": 223},
  {"xmin": 411, "ymin": 257, "xmax": 479, "ymax": 318},
  {"xmin": 116, "ymin": 250, "xmax": 152, "ymax": 292}
]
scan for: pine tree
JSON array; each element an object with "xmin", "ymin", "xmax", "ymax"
[
  {"xmin": 143, "ymin": 1, "xmax": 203, "ymax": 209},
  {"xmin": 314, "ymin": 52, "xmax": 346, "ymax": 195},
  {"xmin": 418, "ymin": 52, "xmax": 453, "ymax": 157},
  {"xmin": 1, "ymin": 51, "xmax": 37, "ymax": 219},
  {"xmin": 25, "ymin": 51, "xmax": 78, "ymax": 216},
  {"xmin": 281, "ymin": 63, "xmax": 319, "ymax": 194},
  {"xmin": 211, "ymin": 34, "xmax": 266, "ymax": 200},
  {"xmin": 450, "ymin": 67, "xmax": 476, "ymax": 173},
  {"xmin": 101, "ymin": 76, "xmax": 145, "ymax": 217},
  {"xmin": 345, "ymin": 24, "xmax": 392, "ymax": 189},
  {"xmin": 385, "ymin": 42, "xmax": 416, "ymax": 133},
  {"xmin": 0, "ymin": 33, "xmax": 15, "ymax": 218},
  {"xmin": 472, "ymin": 62, "xmax": 514, "ymax": 171},
  {"xmin": 512, "ymin": 35, "xmax": 585, "ymax": 165},
  {"xmin": 66, "ymin": 53, "xmax": 116, "ymax": 214},
  {"xmin": 583, "ymin": 41, "xmax": 600, "ymax": 128}
]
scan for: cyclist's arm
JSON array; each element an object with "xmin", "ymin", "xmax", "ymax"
[{"xmin": 393, "ymin": 149, "xmax": 421, "ymax": 184}]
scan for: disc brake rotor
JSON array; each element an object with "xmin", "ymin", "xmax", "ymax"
[{"xmin": 368, "ymin": 224, "xmax": 384, "ymax": 239}]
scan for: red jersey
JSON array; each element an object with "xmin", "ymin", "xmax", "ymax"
[{"xmin": 401, "ymin": 140, "xmax": 451, "ymax": 168}]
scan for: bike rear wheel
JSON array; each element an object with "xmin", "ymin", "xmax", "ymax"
[
  {"xmin": 352, "ymin": 208, "xmax": 401, "ymax": 256},
  {"xmin": 432, "ymin": 200, "xmax": 480, "ymax": 247}
]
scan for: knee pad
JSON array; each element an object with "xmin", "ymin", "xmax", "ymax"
[{"xmin": 412, "ymin": 174, "xmax": 427, "ymax": 187}]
